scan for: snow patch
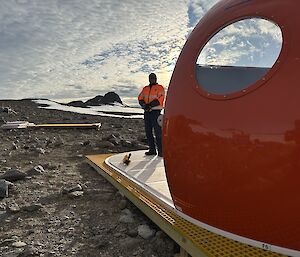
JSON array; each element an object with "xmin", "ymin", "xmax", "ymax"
[{"xmin": 33, "ymin": 100, "xmax": 143, "ymax": 119}]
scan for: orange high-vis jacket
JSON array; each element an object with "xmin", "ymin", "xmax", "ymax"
[{"xmin": 138, "ymin": 84, "xmax": 165, "ymax": 110}]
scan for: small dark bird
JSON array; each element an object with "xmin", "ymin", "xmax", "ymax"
[{"xmin": 123, "ymin": 153, "xmax": 131, "ymax": 165}]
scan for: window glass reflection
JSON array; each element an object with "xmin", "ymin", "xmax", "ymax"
[{"xmin": 196, "ymin": 18, "xmax": 283, "ymax": 95}]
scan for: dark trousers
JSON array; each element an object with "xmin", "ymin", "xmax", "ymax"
[{"xmin": 144, "ymin": 110, "xmax": 162, "ymax": 154}]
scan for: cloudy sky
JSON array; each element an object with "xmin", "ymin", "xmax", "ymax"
[{"xmin": 0, "ymin": 0, "xmax": 282, "ymax": 104}]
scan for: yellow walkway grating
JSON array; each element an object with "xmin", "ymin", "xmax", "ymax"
[{"xmin": 86, "ymin": 154, "xmax": 288, "ymax": 257}]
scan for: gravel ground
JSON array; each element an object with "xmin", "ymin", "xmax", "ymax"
[{"xmin": 0, "ymin": 100, "xmax": 179, "ymax": 257}]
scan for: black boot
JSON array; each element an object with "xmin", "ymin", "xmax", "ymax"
[{"xmin": 145, "ymin": 150, "xmax": 156, "ymax": 156}]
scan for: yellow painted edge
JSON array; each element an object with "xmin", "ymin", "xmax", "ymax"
[{"xmin": 31, "ymin": 123, "xmax": 101, "ymax": 128}]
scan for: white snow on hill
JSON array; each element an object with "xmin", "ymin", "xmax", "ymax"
[{"xmin": 34, "ymin": 99, "xmax": 143, "ymax": 119}]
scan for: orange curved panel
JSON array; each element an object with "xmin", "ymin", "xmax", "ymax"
[{"xmin": 163, "ymin": 0, "xmax": 300, "ymax": 255}]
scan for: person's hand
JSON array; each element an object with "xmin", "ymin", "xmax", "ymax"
[{"xmin": 144, "ymin": 104, "xmax": 151, "ymax": 112}]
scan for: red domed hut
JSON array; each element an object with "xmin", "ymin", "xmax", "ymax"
[{"xmin": 163, "ymin": 0, "xmax": 300, "ymax": 255}]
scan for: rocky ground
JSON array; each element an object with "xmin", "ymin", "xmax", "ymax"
[{"xmin": 0, "ymin": 100, "xmax": 178, "ymax": 257}]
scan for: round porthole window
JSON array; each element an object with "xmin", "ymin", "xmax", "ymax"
[{"xmin": 196, "ymin": 18, "xmax": 283, "ymax": 95}]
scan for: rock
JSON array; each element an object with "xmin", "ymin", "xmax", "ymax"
[
  {"xmin": 101, "ymin": 92, "xmax": 123, "ymax": 105},
  {"xmin": 85, "ymin": 95, "xmax": 103, "ymax": 106},
  {"xmin": 115, "ymin": 190, "xmax": 124, "ymax": 199},
  {"xmin": 151, "ymin": 231, "xmax": 176, "ymax": 257},
  {"xmin": 155, "ymin": 230, "xmax": 165, "ymax": 239},
  {"xmin": 53, "ymin": 136, "xmax": 64, "ymax": 146},
  {"xmin": 45, "ymin": 138, "xmax": 53, "ymax": 146},
  {"xmin": 21, "ymin": 204, "xmax": 43, "ymax": 212},
  {"xmin": 27, "ymin": 230, "xmax": 35, "ymax": 236},
  {"xmin": 67, "ymin": 101, "xmax": 87, "ymax": 108},
  {"xmin": 0, "ymin": 201, "xmax": 6, "ymax": 210},
  {"xmin": 12, "ymin": 241, "xmax": 27, "ymax": 248},
  {"xmin": 94, "ymin": 241, "xmax": 108, "ymax": 249},
  {"xmin": 0, "ymin": 179, "xmax": 12, "ymax": 198},
  {"xmin": 11, "ymin": 235, "xmax": 20, "ymax": 241},
  {"xmin": 114, "ymin": 232, "xmax": 122, "ymax": 238},
  {"xmin": 105, "ymin": 134, "xmax": 120, "ymax": 145},
  {"xmin": 119, "ymin": 209, "xmax": 134, "ymax": 224},
  {"xmin": 85, "ymin": 92, "xmax": 123, "ymax": 106},
  {"xmin": 82, "ymin": 140, "xmax": 90, "ymax": 146},
  {"xmin": 62, "ymin": 184, "xmax": 83, "ymax": 194},
  {"xmin": 138, "ymin": 224, "xmax": 155, "ymax": 239},
  {"xmin": 43, "ymin": 163, "xmax": 57, "ymax": 170},
  {"xmin": 91, "ymin": 235, "xmax": 109, "ymax": 249},
  {"xmin": 6, "ymin": 202, "xmax": 21, "ymax": 213},
  {"xmin": 142, "ymin": 248, "xmax": 158, "ymax": 257},
  {"xmin": 0, "ymin": 238, "xmax": 15, "ymax": 246},
  {"xmin": 26, "ymin": 165, "xmax": 45, "ymax": 176},
  {"xmin": 68, "ymin": 191, "xmax": 84, "ymax": 198},
  {"xmin": 96, "ymin": 141, "xmax": 115, "ymax": 149},
  {"xmin": 119, "ymin": 237, "xmax": 143, "ymax": 251},
  {"xmin": 18, "ymin": 246, "xmax": 39, "ymax": 256},
  {"xmin": 0, "ymin": 169, "xmax": 27, "ymax": 182},
  {"xmin": 12, "ymin": 142, "xmax": 18, "ymax": 150},
  {"xmin": 118, "ymin": 199, "xmax": 127, "ymax": 210},
  {"xmin": 127, "ymin": 228, "xmax": 138, "ymax": 237},
  {"xmin": 35, "ymin": 148, "xmax": 45, "ymax": 154},
  {"xmin": 121, "ymin": 140, "xmax": 133, "ymax": 147}
]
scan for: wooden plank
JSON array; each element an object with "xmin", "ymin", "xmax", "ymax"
[
  {"xmin": 31, "ymin": 123, "xmax": 101, "ymax": 129},
  {"xmin": 1, "ymin": 122, "xmax": 101, "ymax": 129}
]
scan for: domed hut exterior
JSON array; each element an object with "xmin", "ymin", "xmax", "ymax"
[{"xmin": 163, "ymin": 0, "xmax": 300, "ymax": 255}]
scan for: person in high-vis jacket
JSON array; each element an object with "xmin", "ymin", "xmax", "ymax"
[{"xmin": 138, "ymin": 73, "xmax": 165, "ymax": 157}]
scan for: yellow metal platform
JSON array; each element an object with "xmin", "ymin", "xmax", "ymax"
[{"xmin": 86, "ymin": 153, "xmax": 287, "ymax": 257}]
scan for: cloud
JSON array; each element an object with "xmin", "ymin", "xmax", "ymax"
[
  {"xmin": 197, "ymin": 18, "xmax": 283, "ymax": 68},
  {"xmin": 0, "ymin": 0, "xmax": 284, "ymax": 102},
  {"xmin": 186, "ymin": 1, "xmax": 283, "ymax": 69},
  {"xmin": 0, "ymin": 0, "xmax": 190, "ymax": 100},
  {"xmin": 187, "ymin": 0, "xmax": 219, "ymax": 28}
]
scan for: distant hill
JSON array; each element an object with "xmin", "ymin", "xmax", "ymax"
[
  {"xmin": 67, "ymin": 92, "xmax": 123, "ymax": 108},
  {"xmin": 66, "ymin": 100, "xmax": 86, "ymax": 108}
]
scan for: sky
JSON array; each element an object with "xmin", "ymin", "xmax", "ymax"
[{"xmin": 0, "ymin": 0, "xmax": 282, "ymax": 104}]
